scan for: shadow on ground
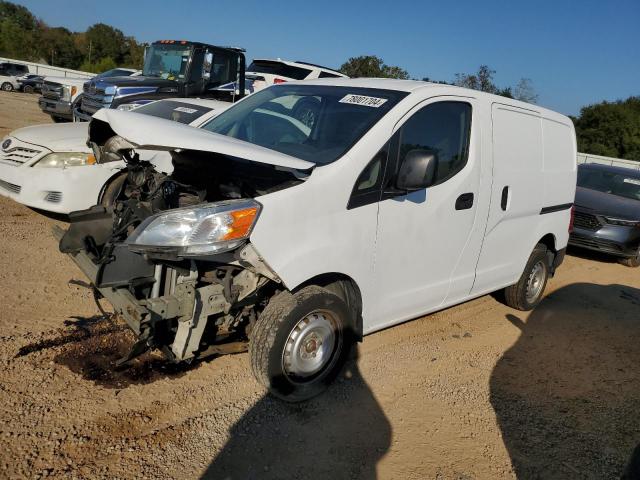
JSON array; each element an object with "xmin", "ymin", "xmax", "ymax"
[
  {"xmin": 490, "ymin": 283, "xmax": 640, "ymax": 478},
  {"xmin": 566, "ymin": 245, "xmax": 619, "ymax": 264},
  {"xmin": 201, "ymin": 349, "xmax": 391, "ymax": 480}
]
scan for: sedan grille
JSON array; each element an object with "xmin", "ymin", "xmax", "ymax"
[
  {"xmin": 573, "ymin": 211, "xmax": 602, "ymax": 231},
  {"xmin": 0, "ymin": 146, "xmax": 42, "ymax": 166},
  {"xmin": 0, "ymin": 179, "xmax": 21, "ymax": 194}
]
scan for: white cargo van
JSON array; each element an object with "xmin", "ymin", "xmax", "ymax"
[{"xmin": 58, "ymin": 78, "xmax": 577, "ymax": 401}]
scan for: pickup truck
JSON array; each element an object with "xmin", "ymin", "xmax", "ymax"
[
  {"xmin": 39, "ymin": 68, "xmax": 138, "ymax": 122},
  {"xmin": 73, "ymin": 40, "xmax": 246, "ymax": 121}
]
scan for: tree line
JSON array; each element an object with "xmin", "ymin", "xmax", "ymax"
[{"xmin": 0, "ymin": 0, "xmax": 144, "ymax": 72}]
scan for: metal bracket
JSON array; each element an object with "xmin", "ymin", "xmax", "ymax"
[
  {"xmin": 143, "ymin": 282, "xmax": 196, "ymax": 320},
  {"xmin": 170, "ymin": 283, "xmax": 230, "ymax": 361}
]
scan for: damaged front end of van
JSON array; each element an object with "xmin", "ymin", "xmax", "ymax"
[{"xmin": 55, "ymin": 109, "xmax": 313, "ymax": 365}]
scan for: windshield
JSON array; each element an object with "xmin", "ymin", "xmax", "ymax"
[
  {"xmin": 247, "ymin": 60, "xmax": 312, "ymax": 80},
  {"xmin": 201, "ymin": 85, "xmax": 408, "ymax": 165},
  {"xmin": 98, "ymin": 68, "xmax": 134, "ymax": 78},
  {"xmin": 578, "ymin": 167, "xmax": 640, "ymax": 201},
  {"xmin": 134, "ymin": 100, "xmax": 213, "ymax": 124},
  {"xmin": 143, "ymin": 44, "xmax": 192, "ymax": 80}
]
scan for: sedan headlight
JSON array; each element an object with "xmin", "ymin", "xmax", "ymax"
[
  {"xmin": 33, "ymin": 152, "xmax": 96, "ymax": 168},
  {"xmin": 116, "ymin": 103, "xmax": 141, "ymax": 111},
  {"xmin": 127, "ymin": 200, "xmax": 261, "ymax": 257},
  {"xmin": 603, "ymin": 216, "xmax": 640, "ymax": 227}
]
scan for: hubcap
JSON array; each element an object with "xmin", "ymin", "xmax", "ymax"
[
  {"xmin": 282, "ymin": 310, "xmax": 341, "ymax": 381},
  {"xmin": 525, "ymin": 260, "xmax": 546, "ymax": 303}
]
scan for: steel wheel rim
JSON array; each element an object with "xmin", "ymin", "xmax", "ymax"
[
  {"xmin": 525, "ymin": 260, "xmax": 546, "ymax": 303},
  {"xmin": 2, "ymin": 83, "xmax": 11, "ymax": 91},
  {"xmin": 282, "ymin": 309, "xmax": 342, "ymax": 382}
]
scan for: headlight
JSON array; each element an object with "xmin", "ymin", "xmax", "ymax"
[
  {"xmin": 603, "ymin": 217, "xmax": 640, "ymax": 227},
  {"xmin": 116, "ymin": 104, "xmax": 140, "ymax": 111},
  {"xmin": 127, "ymin": 200, "xmax": 261, "ymax": 257},
  {"xmin": 33, "ymin": 152, "xmax": 96, "ymax": 168}
]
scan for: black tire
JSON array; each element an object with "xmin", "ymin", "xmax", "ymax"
[
  {"xmin": 23, "ymin": 85, "xmax": 34, "ymax": 94},
  {"xmin": 51, "ymin": 116, "xmax": 67, "ymax": 123},
  {"xmin": 619, "ymin": 249, "xmax": 640, "ymax": 268},
  {"xmin": 99, "ymin": 173, "xmax": 127, "ymax": 207},
  {"xmin": 503, "ymin": 244, "xmax": 550, "ymax": 311},
  {"xmin": 250, "ymin": 285, "xmax": 354, "ymax": 402},
  {"xmin": 1, "ymin": 82, "xmax": 14, "ymax": 92}
]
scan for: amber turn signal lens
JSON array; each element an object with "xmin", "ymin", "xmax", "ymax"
[{"xmin": 222, "ymin": 207, "xmax": 259, "ymax": 240}]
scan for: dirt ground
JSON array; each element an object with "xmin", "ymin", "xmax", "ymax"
[{"xmin": 1, "ymin": 91, "xmax": 639, "ymax": 479}]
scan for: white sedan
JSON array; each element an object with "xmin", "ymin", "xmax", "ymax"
[{"xmin": 0, "ymin": 98, "xmax": 229, "ymax": 214}]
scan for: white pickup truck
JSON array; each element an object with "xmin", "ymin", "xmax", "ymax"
[{"xmin": 38, "ymin": 68, "xmax": 138, "ymax": 122}]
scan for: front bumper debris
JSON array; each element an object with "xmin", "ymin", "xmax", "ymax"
[
  {"xmin": 53, "ymin": 224, "xmax": 233, "ymax": 362},
  {"xmin": 53, "ymin": 225, "xmax": 148, "ymax": 334}
]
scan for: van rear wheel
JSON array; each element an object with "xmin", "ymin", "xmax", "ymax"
[
  {"xmin": 503, "ymin": 244, "xmax": 549, "ymax": 311},
  {"xmin": 249, "ymin": 285, "xmax": 353, "ymax": 402}
]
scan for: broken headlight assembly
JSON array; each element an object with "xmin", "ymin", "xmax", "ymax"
[{"xmin": 126, "ymin": 199, "xmax": 261, "ymax": 257}]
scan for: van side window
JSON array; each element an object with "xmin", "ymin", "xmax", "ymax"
[
  {"xmin": 398, "ymin": 102, "xmax": 472, "ymax": 186},
  {"xmin": 347, "ymin": 142, "xmax": 390, "ymax": 209}
]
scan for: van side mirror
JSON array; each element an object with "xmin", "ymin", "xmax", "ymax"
[
  {"xmin": 203, "ymin": 52, "xmax": 213, "ymax": 81},
  {"xmin": 395, "ymin": 149, "xmax": 437, "ymax": 191}
]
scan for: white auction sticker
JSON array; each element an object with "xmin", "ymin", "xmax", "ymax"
[
  {"xmin": 174, "ymin": 107, "xmax": 198, "ymax": 114},
  {"xmin": 623, "ymin": 178, "xmax": 640, "ymax": 185},
  {"xmin": 339, "ymin": 94, "xmax": 388, "ymax": 108}
]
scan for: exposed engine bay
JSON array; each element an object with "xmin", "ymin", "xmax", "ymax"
[{"xmin": 58, "ymin": 121, "xmax": 307, "ymax": 364}]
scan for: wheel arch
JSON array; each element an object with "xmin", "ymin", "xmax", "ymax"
[
  {"xmin": 537, "ymin": 233, "xmax": 557, "ymax": 252},
  {"xmin": 293, "ymin": 272, "xmax": 364, "ymax": 341},
  {"xmin": 97, "ymin": 170, "xmax": 127, "ymax": 205}
]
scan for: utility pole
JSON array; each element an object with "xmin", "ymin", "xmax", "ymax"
[{"xmin": 88, "ymin": 40, "xmax": 92, "ymax": 65}]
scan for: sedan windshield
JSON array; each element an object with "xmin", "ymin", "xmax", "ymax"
[
  {"xmin": 201, "ymin": 85, "xmax": 408, "ymax": 165},
  {"xmin": 578, "ymin": 167, "xmax": 640, "ymax": 201},
  {"xmin": 133, "ymin": 101, "xmax": 213, "ymax": 125}
]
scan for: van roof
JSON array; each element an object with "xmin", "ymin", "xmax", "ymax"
[{"xmin": 291, "ymin": 77, "xmax": 569, "ymax": 119}]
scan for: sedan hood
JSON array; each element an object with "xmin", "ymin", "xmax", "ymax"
[
  {"xmin": 12, "ymin": 123, "xmax": 90, "ymax": 152},
  {"xmin": 91, "ymin": 109, "xmax": 315, "ymax": 171},
  {"xmin": 575, "ymin": 186, "xmax": 640, "ymax": 220}
]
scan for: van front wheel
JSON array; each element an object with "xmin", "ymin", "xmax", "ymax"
[
  {"xmin": 249, "ymin": 286, "xmax": 353, "ymax": 402},
  {"xmin": 503, "ymin": 244, "xmax": 549, "ymax": 311}
]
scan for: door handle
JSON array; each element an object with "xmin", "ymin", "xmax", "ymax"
[
  {"xmin": 501, "ymin": 186, "xmax": 509, "ymax": 211},
  {"xmin": 455, "ymin": 192, "xmax": 474, "ymax": 210}
]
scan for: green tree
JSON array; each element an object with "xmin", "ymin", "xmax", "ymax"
[
  {"xmin": 78, "ymin": 56, "xmax": 117, "ymax": 74},
  {"xmin": 513, "ymin": 78, "xmax": 538, "ymax": 104},
  {"xmin": 85, "ymin": 23, "xmax": 127, "ymax": 64},
  {"xmin": 340, "ymin": 55, "xmax": 409, "ymax": 79},
  {"xmin": 0, "ymin": 0, "xmax": 39, "ymax": 60},
  {"xmin": 455, "ymin": 65, "xmax": 538, "ymax": 103},
  {"xmin": 455, "ymin": 65, "xmax": 498, "ymax": 94},
  {"xmin": 573, "ymin": 97, "xmax": 640, "ymax": 160},
  {"xmin": 39, "ymin": 27, "xmax": 83, "ymax": 68}
]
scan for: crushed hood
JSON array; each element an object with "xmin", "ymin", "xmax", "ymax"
[
  {"xmin": 12, "ymin": 123, "xmax": 90, "ymax": 152},
  {"xmin": 91, "ymin": 109, "xmax": 315, "ymax": 171}
]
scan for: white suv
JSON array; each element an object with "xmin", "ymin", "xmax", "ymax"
[{"xmin": 246, "ymin": 59, "xmax": 347, "ymax": 91}]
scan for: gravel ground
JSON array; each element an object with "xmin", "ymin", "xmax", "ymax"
[{"xmin": 1, "ymin": 91, "xmax": 639, "ymax": 479}]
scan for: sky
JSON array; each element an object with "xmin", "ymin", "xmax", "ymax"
[{"xmin": 15, "ymin": 0, "xmax": 640, "ymax": 116}]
